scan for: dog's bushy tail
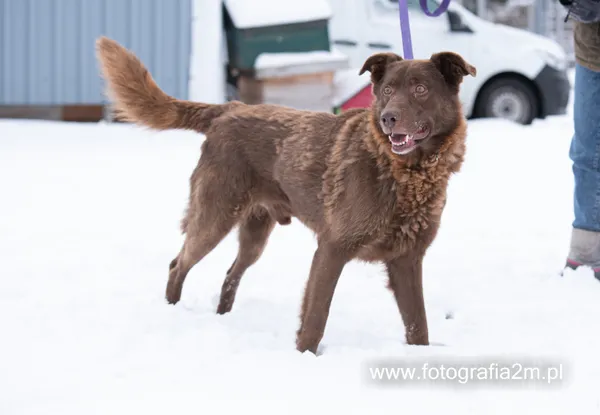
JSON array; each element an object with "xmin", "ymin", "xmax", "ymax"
[{"xmin": 96, "ymin": 36, "xmax": 223, "ymax": 133}]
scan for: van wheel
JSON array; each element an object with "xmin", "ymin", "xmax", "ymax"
[{"xmin": 474, "ymin": 77, "xmax": 538, "ymax": 125}]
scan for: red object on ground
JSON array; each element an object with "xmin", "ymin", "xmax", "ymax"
[{"xmin": 340, "ymin": 84, "xmax": 372, "ymax": 111}]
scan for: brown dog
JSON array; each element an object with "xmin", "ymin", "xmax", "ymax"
[{"xmin": 96, "ymin": 36, "xmax": 475, "ymax": 354}]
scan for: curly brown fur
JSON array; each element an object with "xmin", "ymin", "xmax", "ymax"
[{"xmin": 96, "ymin": 37, "xmax": 475, "ymax": 354}]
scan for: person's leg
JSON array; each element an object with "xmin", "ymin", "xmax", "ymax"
[{"xmin": 567, "ymin": 63, "xmax": 600, "ymax": 278}]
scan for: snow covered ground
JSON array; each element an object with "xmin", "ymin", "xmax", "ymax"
[{"xmin": 2, "ymin": 81, "xmax": 600, "ymax": 414}]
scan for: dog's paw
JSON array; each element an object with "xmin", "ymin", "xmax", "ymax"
[{"xmin": 296, "ymin": 334, "xmax": 320, "ymax": 355}]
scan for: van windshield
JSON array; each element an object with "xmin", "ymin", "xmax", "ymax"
[{"xmin": 383, "ymin": 0, "xmax": 442, "ymax": 12}]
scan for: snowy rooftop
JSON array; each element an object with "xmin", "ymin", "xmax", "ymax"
[
  {"xmin": 223, "ymin": 0, "xmax": 332, "ymax": 29},
  {"xmin": 255, "ymin": 50, "xmax": 349, "ymax": 79}
]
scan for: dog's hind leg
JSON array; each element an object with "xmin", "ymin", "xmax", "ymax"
[
  {"xmin": 166, "ymin": 209, "xmax": 239, "ymax": 304},
  {"xmin": 217, "ymin": 206, "xmax": 275, "ymax": 314},
  {"xmin": 166, "ymin": 145, "xmax": 256, "ymax": 304},
  {"xmin": 166, "ymin": 177, "xmax": 246, "ymax": 304}
]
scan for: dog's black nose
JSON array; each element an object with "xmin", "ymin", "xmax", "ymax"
[{"xmin": 381, "ymin": 112, "xmax": 398, "ymax": 128}]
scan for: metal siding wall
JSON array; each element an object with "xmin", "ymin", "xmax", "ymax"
[
  {"xmin": 0, "ymin": 0, "xmax": 5, "ymax": 102},
  {"xmin": 0, "ymin": 0, "xmax": 191, "ymax": 105},
  {"xmin": 0, "ymin": 0, "xmax": 2, "ymax": 101}
]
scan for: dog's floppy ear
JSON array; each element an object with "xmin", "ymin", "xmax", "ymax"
[
  {"xmin": 430, "ymin": 51, "xmax": 476, "ymax": 89},
  {"xmin": 359, "ymin": 53, "xmax": 403, "ymax": 83}
]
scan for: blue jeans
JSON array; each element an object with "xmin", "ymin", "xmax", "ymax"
[{"xmin": 570, "ymin": 63, "xmax": 600, "ymax": 232}]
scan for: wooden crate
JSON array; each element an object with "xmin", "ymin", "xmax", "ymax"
[
  {"xmin": 238, "ymin": 71, "xmax": 336, "ymax": 112},
  {"xmin": 236, "ymin": 50, "xmax": 348, "ymax": 112}
]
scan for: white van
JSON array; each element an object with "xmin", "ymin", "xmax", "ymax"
[{"xmin": 327, "ymin": 0, "xmax": 571, "ymax": 124}]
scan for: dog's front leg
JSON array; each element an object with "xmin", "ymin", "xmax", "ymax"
[
  {"xmin": 386, "ymin": 254, "xmax": 429, "ymax": 346},
  {"xmin": 296, "ymin": 242, "xmax": 348, "ymax": 354}
]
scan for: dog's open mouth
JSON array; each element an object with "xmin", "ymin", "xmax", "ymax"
[
  {"xmin": 388, "ymin": 126, "xmax": 429, "ymax": 155},
  {"xmin": 389, "ymin": 134, "xmax": 416, "ymax": 154}
]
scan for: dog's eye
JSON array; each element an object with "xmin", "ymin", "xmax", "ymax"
[
  {"xmin": 383, "ymin": 86, "xmax": 393, "ymax": 95},
  {"xmin": 415, "ymin": 84, "xmax": 427, "ymax": 94}
]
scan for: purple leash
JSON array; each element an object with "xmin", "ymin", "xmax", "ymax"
[{"xmin": 398, "ymin": 0, "xmax": 451, "ymax": 60}]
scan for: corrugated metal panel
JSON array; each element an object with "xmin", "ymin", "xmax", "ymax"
[{"xmin": 0, "ymin": 0, "xmax": 191, "ymax": 105}]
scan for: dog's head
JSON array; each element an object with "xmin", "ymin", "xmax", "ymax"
[{"xmin": 359, "ymin": 51, "xmax": 476, "ymax": 156}]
